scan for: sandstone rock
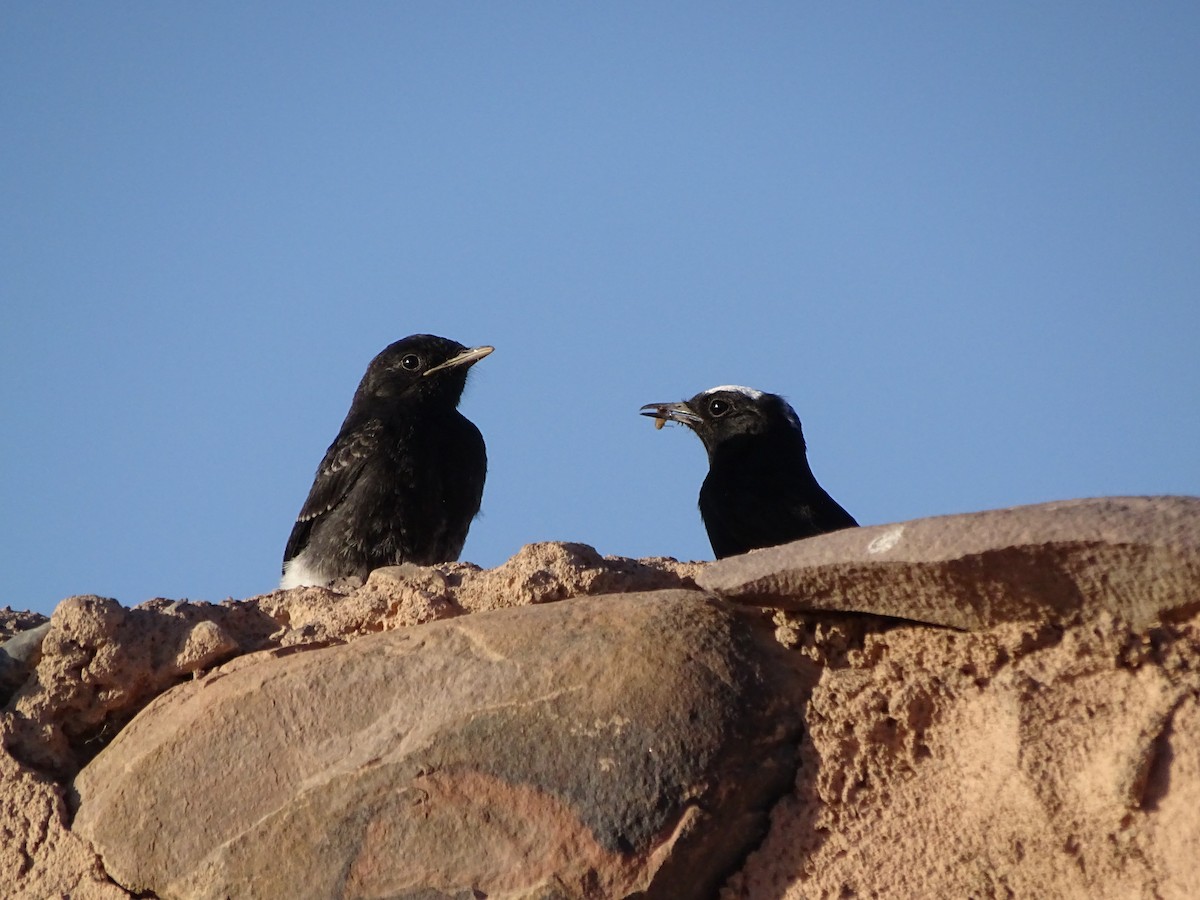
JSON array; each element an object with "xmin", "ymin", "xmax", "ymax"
[
  {"xmin": 6, "ymin": 595, "xmax": 278, "ymax": 777},
  {"xmin": 1, "ymin": 607, "xmax": 49, "ymax": 642},
  {"xmin": 0, "ymin": 622, "xmax": 51, "ymax": 704},
  {"xmin": 256, "ymin": 541, "xmax": 701, "ymax": 644},
  {"xmin": 0, "ymin": 716, "xmax": 126, "ymax": 900},
  {"xmin": 3, "ymin": 500, "xmax": 1198, "ymax": 899},
  {"xmin": 3, "ymin": 543, "xmax": 698, "ymax": 780},
  {"xmin": 698, "ymin": 496, "xmax": 1200, "ymax": 630},
  {"xmin": 444, "ymin": 541, "xmax": 702, "ymax": 613},
  {"xmin": 0, "ymin": 609, "xmax": 51, "ymax": 706},
  {"xmin": 724, "ymin": 609, "xmax": 1200, "ymax": 899},
  {"xmin": 74, "ymin": 591, "xmax": 803, "ymax": 899},
  {"xmin": 254, "ymin": 571, "xmax": 462, "ymax": 647}
]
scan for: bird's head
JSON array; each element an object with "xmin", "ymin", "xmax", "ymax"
[
  {"xmin": 358, "ymin": 334, "xmax": 493, "ymax": 409},
  {"xmin": 640, "ymin": 385, "xmax": 805, "ymax": 456}
]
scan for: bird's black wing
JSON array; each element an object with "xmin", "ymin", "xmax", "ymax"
[{"xmin": 282, "ymin": 420, "xmax": 383, "ymax": 564}]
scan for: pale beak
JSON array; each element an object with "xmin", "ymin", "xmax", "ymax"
[{"xmin": 424, "ymin": 345, "xmax": 494, "ymax": 376}]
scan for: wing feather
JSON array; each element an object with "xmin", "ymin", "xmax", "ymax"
[{"xmin": 282, "ymin": 421, "xmax": 382, "ymax": 564}]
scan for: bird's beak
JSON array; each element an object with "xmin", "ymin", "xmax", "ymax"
[
  {"xmin": 639, "ymin": 401, "xmax": 701, "ymax": 429},
  {"xmin": 424, "ymin": 345, "xmax": 495, "ymax": 376}
]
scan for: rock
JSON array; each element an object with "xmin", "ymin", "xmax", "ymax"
[
  {"xmin": 4, "ymin": 545, "xmax": 699, "ymax": 779},
  {"xmin": 0, "ymin": 716, "xmax": 126, "ymax": 900},
  {"xmin": 6, "ymin": 595, "xmax": 279, "ymax": 777},
  {"xmin": 0, "ymin": 608, "xmax": 51, "ymax": 706},
  {"xmin": 725, "ymin": 609, "xmax": 1200, "ymax": 899},
  {"xmin": 255, "ymin": 541, "xmax": 702, "ymax": 644},
  {"xmin": 73, "ymin": 591, "xmax": 803, "ymax": 899},
  {"xmin": 3, "ymin": 501, "xmax": 1198, "ymax": 898},
  {"xmin": 445, "ymin": 541, "xmax": 702, "ymax": 612},
  {"xmin": 698, "ymin": 496, "xmax": 1200, "ymax": 630},
  {"xmin": 0, "ymin": 622, "xmax": 52, "ymax": 704},
  {"xmin": 1, "ymin": 607, "xmax": 49, "ymax": 642}
]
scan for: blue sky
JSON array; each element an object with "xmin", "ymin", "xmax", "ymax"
[{"xmin": 3, "ymin": 4, "xmax": 1198, "ymax": 617}]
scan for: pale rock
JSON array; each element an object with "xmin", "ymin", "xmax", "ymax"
[
  {"xmin": 0, "ymin": 497, "xmax": 1197, "ymax": 898},
  {"xmin": 698, "ymin": 496, "xmax": 1200, "ymax": 629},
  {"xmin": 723, "ymin": 610, "xmax": 1200, "ymax": 899},
  {"xmin": 0, "ymin": 717, "xmax": 126, "ymax": 900},
  {"xmin": 74, "ymin": 591, "xmax": 802, "ymax": 899},
  {"xmin": 6, "ymin": 595, "xmax": 277, "ymax": 776}
]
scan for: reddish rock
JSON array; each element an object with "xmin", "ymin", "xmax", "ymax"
[
  {"xmin": 724, "ymin": 609, "xmax": 1200, "ymax": 899},
  {"xmin": 0, "ymin": 717, "xmax": 125, "ymax": 900},
  {"xmin": 1, "ymin": 499, "xmax": 1197, "ymax": 898},
  {"xmin": 698, "ymin": 496, "xmax": 1200, "ymax": 630},
  {"xmin": 6, "ymin": 595, "xmax": 278, "ymax": 777},
  {"xmin": 74, "ymin": 591, "xmax": 802, "ymax": 899},
  {"xmin": 0, "ymin": 607, "xmax": 48, "ymax": 642},
  {"xmin": 255, "ymin": 541, "xmax": 702, "ymax": 644}
]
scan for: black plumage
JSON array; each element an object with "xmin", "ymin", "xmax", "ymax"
[
  {"xmin": 281, "ymin": 334, "xmax": 492, "ymax": 588},
  {"xmin": 640, "ymin": 385, "xmax": 857, "ymax": 558}
]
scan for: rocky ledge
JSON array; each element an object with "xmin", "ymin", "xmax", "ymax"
[{"xmin": 2, "ymin": 497, "xmax": 1198, "ymax": 899}]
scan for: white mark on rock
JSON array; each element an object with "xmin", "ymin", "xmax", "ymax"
[{"xmin": 867, "ymin": 526, "xmax": 904, "ymax": 554}]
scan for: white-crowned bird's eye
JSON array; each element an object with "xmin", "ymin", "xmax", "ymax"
[
  {"xmin": 401, "ymin": 354, "xmax": 422, "ymax": 371},
  {"xmin": 709, "ymin": 398, "xmax": 731, "ymax": 417}
]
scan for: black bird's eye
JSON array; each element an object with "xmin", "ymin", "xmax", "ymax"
[
  {"xmin": 708, "ymin": 398, "xmax": 732, "ymax": 417},
  {"xmin": 400, "ymin": 354, "xmax": 422, "ymax": 371}
]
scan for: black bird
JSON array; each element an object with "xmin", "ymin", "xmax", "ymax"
[
  {"xmin": 281, "ymin": 334, "xmax": 492, "ymax": 588},
  {"xmin": 640, "ymin": 385, "xmax": 857, "ymax": 558}
]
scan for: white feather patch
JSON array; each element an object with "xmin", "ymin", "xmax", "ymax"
[
  {"xmin": 703, "ymin": 384, "xmax": 764, "ymax": 400},
  {"xmin": 280, "ymin": 553, "xmax": 333, "ymax": 590}
]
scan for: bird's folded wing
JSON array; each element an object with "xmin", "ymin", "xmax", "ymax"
[{"xmin": 283, "ymin": 421, "xmax": 382, "ymax": 563}]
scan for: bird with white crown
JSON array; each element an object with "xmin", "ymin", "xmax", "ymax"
[{"xmin": 641, "ymin": 385, "xmax": 857, "ymax": 559}]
